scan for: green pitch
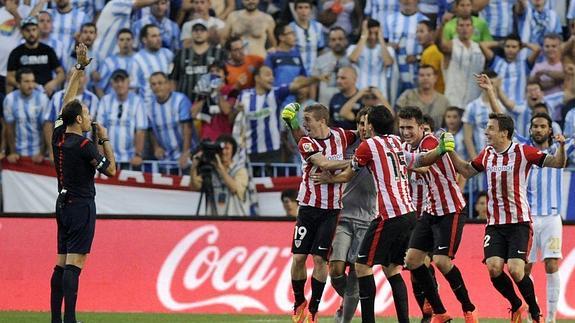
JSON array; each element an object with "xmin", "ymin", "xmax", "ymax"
[{"xmin": 1, "ymin": 312, "xmax": 574, "ymax": 323}]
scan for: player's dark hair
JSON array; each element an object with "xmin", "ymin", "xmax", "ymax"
[
  {"xmin": 16, "ymin": 68, "xmax": 34, "ymax": 83},
  {"xmin": 398, "ymin": 106, "xmax": 424, "ymax": 125},
  {"xmin": 61, "ymin": 100, "xmax": 84, "ymax": 127},
  {"xmin": 80, "ymin": 22, "xmax": 97, "ymax": 33},
  {"xmin": 140, "ymin": 24, "xmax": 159, "ymax": 41},
  {"xmin": 368, "ymin": 105, "xmax": 395, "ymax": 135},
  {"xmin": 367, "ymin": 19, "xmax": 380, "ymax": 29},
  {"xmin": 304, "ymin": 103, "xmax": 330, "ymax": 124},
  {"xmin": 489, "ymin": 113, "xmax": 514, "ymax": 139},
  {"xmin": 356, "ymin": 106, "xmax": 372, "ymax": 123},
  {"xmin": 418, "ymin": 20, "xmax": 436, "ymax": 31},
  {"xmin": 117, "ymin": 28, "xmax": 133, "ymax": 38},
  {"xmin": 216, "ymin": 134, "xmax": 238, "ymax": 156},
  {"xmin": 281, "ymin": 188, "xmax": 298, "ymax": 201},
  {"xmin": 422, "ymin": 114, "xmax": 435, "ymax": 132}
]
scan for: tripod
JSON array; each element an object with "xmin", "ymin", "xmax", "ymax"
[{"xmin": 195, "ymin": 170, "xmax": 218, "ymax": 216}]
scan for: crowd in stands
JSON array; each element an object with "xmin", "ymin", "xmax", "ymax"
[{"xmin": 2, "ymin": 0, "xmax": 575, "ymax": 216}]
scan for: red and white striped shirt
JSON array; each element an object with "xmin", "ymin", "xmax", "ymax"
[
  {"xmin": 471, "ymin": 142, "xmax": 547, "ymax": 225},
  {"xmin": 407, "ymin": 135, "xmax": 466, "ymax": 216},
  {"xmin": 297, "ymin": 127, "xmax": 356, "ymax": 209},
  {"xmin": 408, "ymin": 172, "xmax": 428, "ymax": 217},
  {"xmin": 354, "ymin": 135, "xmax": 415, "ymax": 220}
]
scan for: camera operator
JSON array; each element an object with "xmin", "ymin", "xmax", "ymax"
[{"xmin": 190, "ymin": 134, "xmax": 249, "ymax": 216}]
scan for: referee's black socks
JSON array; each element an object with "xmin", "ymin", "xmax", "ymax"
[
  {"xmin": 444, "ymin": 265, "xmax": 475, "ymax": 312},
  {"xmin": 516, "ymin": 275, "xmax": 541, "ymax": 319},
  {"xmin": 358, "ymin": 274, "xmax": 376, "ymax": 323},
  {"xmin": 63, "ymin": 264, "xmax": 82, "ymax": 323},
  {"xmin": 331, "ymin": 273, "xmax": 347, "ymax": 297},
  {"xmin": 490, "ymin": 272, "xmax": 522, "ymax": 311},
  {"xmin": 51, "ymin": 265, "xmax": 64, "ymax": 323}
]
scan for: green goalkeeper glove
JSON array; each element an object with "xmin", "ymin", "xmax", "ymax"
[
  {"xmin": 439, "ymin": 132, "xmax": 455, "ymax": 155},
  {"xmin": 281, "ymin": 103, "xmax": 301, "ymax": 130}
]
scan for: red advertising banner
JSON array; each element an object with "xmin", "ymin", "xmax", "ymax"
[{"xmin": 1, "ymin": 218, "xmax": 574, "ymax": 318}]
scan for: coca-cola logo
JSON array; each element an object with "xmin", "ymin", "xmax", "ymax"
[
  {"xmin": 157, "ymin": 225, "xmax": 575, "ymax": 317},
  {"xmin": 157, "ymin": 225, "xmax": 399, "ymax": 313}
]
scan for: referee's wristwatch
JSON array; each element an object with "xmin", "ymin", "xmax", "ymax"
[
  {"xmin": 75, "ymin": 63, "xmax": 86, "ymax": 71},
  {"xmin": 98, "ymin": 138, "xmax": 110, "ymax": 145}
]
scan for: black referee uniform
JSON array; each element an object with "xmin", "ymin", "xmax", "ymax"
[{"xmin": 51, "ymin": 120, "xmax": 111, "ymax": 323}]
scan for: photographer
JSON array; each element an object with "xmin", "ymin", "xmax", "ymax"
[{"xmin": 190, "ymin": 134, "xmax": 249, "ymax": 216}]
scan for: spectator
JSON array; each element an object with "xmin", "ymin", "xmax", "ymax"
[
  {"xmin": 207, "ymin": 0, "xmax": 235, "ymax": 20},
  {"xmin": 281, "ymin": 188, "xmax": 299, "ymax": 217},
  {"xmin": 94, "ymin": 28, "xmax": 135, "ymax": 98},
  {"xmin": 476, "ymin": 0, "xmax": 517, "ymax": 40},
  {"xmin": 443, "ymin": 0, "xmax": 492, "ymax": 42},
  {"xmin": 339, "ymin": 86, "xmax": 391, "ymax": 125},
  {"xmin": 37, "ymin": 11, "xmax": 65, "ymax": 63},
  {"xmin": 439, "ymin": 16, "xmax": 485, "ymax": 109},
  {"xmin": 3, "ymin": 68, "xmax": 49, "ymax": 163},
  {"xmin": 462, "ymin": 71, "xmax": 503, "ymax": 158},
  {"xmin": 417, "ymin": 20, "xmax": 445, "ymax": 93},
  {"xmin": 329, "ymin": 66, "xmax": 359, "ymax": 129},
  {"xmin": 265, "ymin": 23, "xmax": 307, "ymax": 107},
  {"xmin": 421, "ymin": 113, "xmax": 435, "ymax": 133},
  {"xmin": 235, "ymin": 65, "xmax": 324, "ymax": 163},
  {"xmin": 396, "ymin": 64, "xmax": 449, "ymax": 127},
  {"xmin": 64, "ymin": 22, "xmax": 100, "ymax": 90},
  {"xmin": 148, "ymin": 71, "xmax": 194, "ymax": 169},
  {"xmin": 94, "ymin": 0, "xmax": 158, "ymax": 59},
  {"xmin": 190, "ymin": 134, "xmax": 250, "ymax": 216},
  {"xmin": 289, "ymin": 0, "xmax": 325, "ymax": 75},
  {"xmin": 222, "ymin": 0, "xmax": 276, "ymax": 58},
  {"xmin": 442, "ymin": 106, "xmax": 468, "ymax": 160},
  {"xmin": 364, "ymin": 0, "xmax": 399, "ymax": 25},
  {"xmin": 181, "ymin": 0, "xmax": 225, "ymax": 47},
  {"xmin": 530, "ymin": 34, "xmax": 564, "ymax": 95},
  {"xmin": 72, "ymin": 0, "xmax": 106, "ymax": 21},
  {"xmin": 313, "ymin": 27, "xmax": 351, "ymax": 106},
  {"xmin": 44, "ymin": 71, "xmax": 99, "ymax": 162},
  {"xmin": 474, "ymin": 192, "xmax": 488, "ymax": 220},
  {"xmin": 322, "ymin": 0, "xmax": 359, "ymax": 37},
  {"xmin": 0, "ymin": 0, "xmax": 37, "ymax": 96},
  {"xmin": 516, "ymin": 0, "xmax": 561, "ymax": 46},
  {"xmin": 96, "ymin": 69, "xmax": 148, "ymax": 166},
  {"xmin": 348, "ymin": 19, "xmax": 393, "ymax": 95},
  {"xmin": 133, "ymin": 0, "xmax": 181, "ymax": 52},
  {"xmin": 6, "ymin": 16, "xmax": 65, "ymax": 96},
  {"xmin": 132, "ymin": 24, "xmax": 174, "ymax": 105},
  {"xmin": 170, "ymin": 19, "xmax": 224, "ymax": 102},
  {"xmin": 192, "ymin": 63, "xmax": 237, "ymax": 141},
  {"xmin": 481, "ymin": 34, "xmax": 540, "ymax": 104},
  {"xmin": 224, "ymin": 36, "xmax": 263, "ymax": 90},
  {"xmin": 384, "ymin": 0, "xmax": 429, "ymax": 92},
  {"xmin": 50, "ymin": 0, "xmax": 89, "ymax": 55}
]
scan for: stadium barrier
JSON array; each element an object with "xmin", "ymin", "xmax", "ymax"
[{"xmin": 0, "ymin": 218, "xmax": 574, "ymax": 319}]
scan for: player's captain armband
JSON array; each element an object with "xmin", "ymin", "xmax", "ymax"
[
  {"xmin": 96, "ymin": 156, "xmax": 110, "ymax": 172},
  {"xmin": 302, "ymin": 142, "xmax": 314, "ymax": 153}
]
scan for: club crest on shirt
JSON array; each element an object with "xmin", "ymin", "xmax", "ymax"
[
  {"xmin": 294, "ymin": 240, "xmax": 301, "ymax": 248},
  {"xmin": 302, "ymin": 143, "xmax": 313, "ymax": 152}
]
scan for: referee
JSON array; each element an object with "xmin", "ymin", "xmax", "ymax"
[{"xmin": 50, "ymin": 43, "xmax": 117, "ymax": 323}]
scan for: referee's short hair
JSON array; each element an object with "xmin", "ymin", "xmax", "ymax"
[
  {"xmin": 304, "ymin": 103, "xmax": 330, "ymax": 124},
  {"xmin": 61, "ymin": 100, "xmax": 84, "ymax": 126},
  {"xmin": 489, "ymin": 113, "xmax": 514, "ymax": 139}
]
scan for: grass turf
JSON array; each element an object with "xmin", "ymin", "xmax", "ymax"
[{"xmin": 1, "ymin": 312, "xmax": 574, "ymax": 323}]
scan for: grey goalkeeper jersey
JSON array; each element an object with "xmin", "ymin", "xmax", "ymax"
[{"xmin": 340, "ymin": 139, "xmax": 377, "ymax": 222}]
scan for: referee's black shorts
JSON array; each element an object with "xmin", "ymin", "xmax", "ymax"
[{"xmin": 56, "ymin": 197, "xmax": 97, "ymax": 255}]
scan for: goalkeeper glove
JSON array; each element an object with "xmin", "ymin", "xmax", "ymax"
[
  {"xmin": 438, "ymin": 132, "xmax": 455, "ymax": 155},
  {"xmin": 281, "ymin": 103, "xmax": 301, "ymax": 130}
]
